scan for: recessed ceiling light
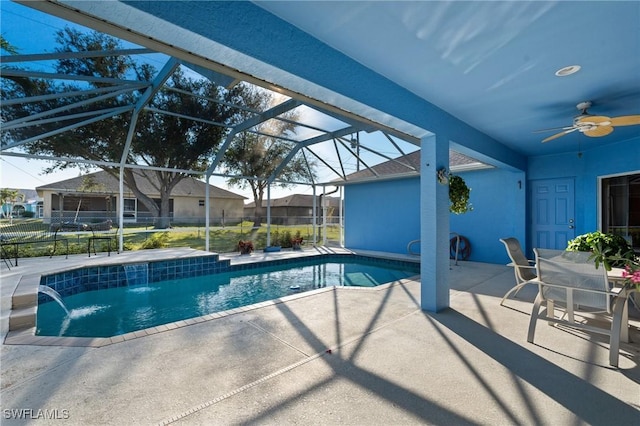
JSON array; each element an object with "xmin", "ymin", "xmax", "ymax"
[{"xmin": 555, "ymin": 65, "xmax": 581, "ymax": 77}]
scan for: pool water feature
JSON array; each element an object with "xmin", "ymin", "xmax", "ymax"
[
  {"xmin": 123, "ymin": 263, "xmax": 149, "ymax": 286},
  {"xmin": 36, "ymin": 256, "xmax": 419, "ymax": 338},
  {"xmin": 37, "ymin": 285, "xmax": 70, "ymax": 316}
]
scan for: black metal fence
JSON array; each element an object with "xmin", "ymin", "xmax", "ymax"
[{"xmin": 2, "ymin": 216, "xmax": 342, "ymax": 256}]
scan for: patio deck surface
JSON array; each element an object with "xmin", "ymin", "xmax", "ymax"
[{"xmin": 1, "ymin": 248, "xmax": 639, "ymax": 425}]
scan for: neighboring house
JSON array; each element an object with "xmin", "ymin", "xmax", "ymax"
[
  {"xmin": 244, "ymin": 194, "xmax": 341, "ymax": 225},
  {"xmin": 36, "ymin": 170, "xmax": 247, "ymax": 225},
  {"xmin": 1, "ymin": 189, "xmax": 43, "ymax": 218}
]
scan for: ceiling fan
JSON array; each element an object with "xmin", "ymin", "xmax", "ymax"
[{"xmin": 536, "ymin": 101, "xmax": 640, "ymax": 143}]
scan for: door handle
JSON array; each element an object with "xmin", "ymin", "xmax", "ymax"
[{"xmin": 569, "ymin": 225, "xmax": 574, "ymax": 229}]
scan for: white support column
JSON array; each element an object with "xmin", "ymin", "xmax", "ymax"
[
  {"xmin": 118, "ymin": 169, "xmax": 124, "ymax": 252},
  {"xmin": 322, "ymin": 185, "xmax": 327, "ymax": 245},
  {"xmin": 339, "ymin": 186, "xmax": 344, "ymax": 247},
  {"xmin": 420, "ymin": 134, "xmax": 450, "ymax": 312},
  {"xmin": 312, "ymin": 185, "xmax": 317, "ymax": 246},
  {"xmin": 266, "ymin": 184, "xmax": 271, "ymax": 247},
  {"xmin": 205, "ymin": 173, "xmax": 211, "ymax": 252}
]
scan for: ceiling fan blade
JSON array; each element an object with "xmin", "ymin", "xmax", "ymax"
[
  {"xmin": 576, "ymin": 115, "xmax": 612, "ymax": 125},
  {"xmin": 583, "ymin": 125, "xmax": 614, "ymax": 137},
  {"xmin": 610, "ymin": 115, "xmax": 640, "ymax": 126},
  {"xmin": 533, "ymin": 125, "xmax": 574, "ymax": 133},
  {"xmin": 541, "ymin": 128, "xmax": 578, "ymax": 143}
]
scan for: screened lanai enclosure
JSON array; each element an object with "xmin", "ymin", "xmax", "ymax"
[{"xmin": 1, "ymin": 8, "xmax": 438, "ymax": 252}]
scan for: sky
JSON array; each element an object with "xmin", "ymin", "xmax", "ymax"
[{"xmin": 0, "ymin": 0, "xmax": 418, "ymax": 202}]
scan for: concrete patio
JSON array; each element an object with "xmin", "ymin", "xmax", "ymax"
[{"xmin": 1, "ymin": 248, "xmax": 639, "ymax": 425}]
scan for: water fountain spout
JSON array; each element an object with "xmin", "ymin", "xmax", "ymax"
[{"xmin": 38, "ymin": 285, "xmax": 70, "ymax": 316}]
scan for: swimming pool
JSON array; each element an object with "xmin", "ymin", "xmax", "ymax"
[{"xmin": 36, "ymin": 255, "xmax": 419, "ymax": 338}]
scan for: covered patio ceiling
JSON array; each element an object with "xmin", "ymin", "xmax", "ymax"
[{"xmin": 7, "ymin": 0, "xmax": 637, "ymax": 163}]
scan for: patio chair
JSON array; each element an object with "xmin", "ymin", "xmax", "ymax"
[
  {"xmin": 527, "ymin": 248, "xmax": 627, "ymax": 367},
  {"xmin": 499, "ymin": 238, "xmax": 537, "ymax": 305}
]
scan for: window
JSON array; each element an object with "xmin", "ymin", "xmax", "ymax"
[
  {"xmin": 602, "ymin": 173, "xmax": 640, "ymax": 249},
  {"xmin": 123, "ymin": 198, "xmax": 137, "ymax": 221},
  {"xmin": 199, "ymin": 200, "xmax": 205, "ymax": 207}
]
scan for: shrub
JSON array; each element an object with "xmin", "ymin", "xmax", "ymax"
[
  {"xmin": 140, "ymin": 232, "xmax": 169, "ymax": 249},
  {"xmin": 280, "ymin": 230, "xmax": 293, "ymax": 248},
  {"xmin": 270, "ymin": 230, "xmax": 281, "ymax": 246}
]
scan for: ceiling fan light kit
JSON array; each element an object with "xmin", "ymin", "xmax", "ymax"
[
  {"xmin": 537, "ymin": 101, "xmax": 640, "ymax": 143},
  {"xmin": 555, "ymin": 65, "xmax": 581, "ymax": 77}
]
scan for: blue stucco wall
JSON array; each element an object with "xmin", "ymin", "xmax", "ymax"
[
  {"xmin": 344, "ymin": 179, "xmax": 420, "ymax": 254},
  {"xmin": 528, "ymin": 136, "xmax": 640, "ymax": 240},
  {"xmin": 344, "ymin": 167, "xmax": 526, "ymax": 264},
  {"xmin": 450, "ymin": 168, "xmax": 526, "ymax": 264},
  {"xmin": 344, "ymin": 136, "xmax": 638, "ymax": 265}
]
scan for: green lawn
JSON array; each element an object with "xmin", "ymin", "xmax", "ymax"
[{"xmin": 1, "ymin": 219, "xmax": 341, "ymax": 259}]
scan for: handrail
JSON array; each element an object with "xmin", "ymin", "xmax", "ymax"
[
  {"xmin": 407, "ymin": 239, "xmax": 420, "ymax": 256},
  {"xmin": 450, "ymin": 232, "xmax": 461, "ymax": 266},
  {"xmin": 408, "ymin": 234, "xmax": 461, "ymax": 265}
]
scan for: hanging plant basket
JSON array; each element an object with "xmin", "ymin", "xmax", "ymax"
[{"xmin": 448, "ymin": 174, "xmax": 472, "ymax": 214}]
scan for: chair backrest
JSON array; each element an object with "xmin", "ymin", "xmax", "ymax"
[
  {"xmin": 500, "ymin": 238, "xmax": 536, "ymax": 281},
  {"xmin": 533, "ymin": 248, "xmax": 611, "ymax": 312}
]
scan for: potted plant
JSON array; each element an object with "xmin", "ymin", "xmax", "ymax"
[
  {"xmin": 238, "ymin": 240, "xmax": 254, "ymax": 255},
  {"xmin": 438, "ymin": 168, "xmax": 472, "ymax": 214},
  {"xmin": 291, "ymin": 235, "xmax": 304, "ymax": 251},
  {"xmin": 567, "ymin": 231, "xmax": 634, "ymax": 270}
]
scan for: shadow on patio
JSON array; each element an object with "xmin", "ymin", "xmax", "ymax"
[{"xmin": 1, "ymin": 252, "xmax": 638, "ymax": 424}]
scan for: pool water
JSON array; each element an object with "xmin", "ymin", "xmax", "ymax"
[{"xmin": 36, "ymin": 258, "xmax": 418, "ymax": 338}]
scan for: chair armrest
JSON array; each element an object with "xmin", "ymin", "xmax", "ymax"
[
  {"xmin": 610, "ymin": 287, "xmax": 623, "ymax": 296},
  {"xmin": 506, "ymin": 262, "xmax": 536, "ymax": 269}
]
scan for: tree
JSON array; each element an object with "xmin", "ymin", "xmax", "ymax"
[
  {"xmin": 1, "ymin": 27, "xmax": 238, "ymax": 228},
  {"xmin": 0, "ymin": 188, "xmax": 25, "ymax": 222},
  {"xmin": 70, "ymin": 174, "xmax": 107, "ymax": 222},
  {"xmin": 223, "ymin": 87, "xmax": 316, "ymax": 227},
  {"xmin": 1, "ymin": 36, "xmax": 19, "ymax": 55}
]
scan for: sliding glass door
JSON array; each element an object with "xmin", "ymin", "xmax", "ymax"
[{"xmin": 602, "ymin": 173, "xmax": 640, "ymax": 250}]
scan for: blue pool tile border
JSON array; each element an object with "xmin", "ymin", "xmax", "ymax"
[
  {"xmin": 38, "ymin": 254, "xmax": 230, "ymax": 301},
  {"xmin": 226, "ymin": 253, "xmax": 420, "ymax": 274},
  {"xmin": 38, "ymin": 253, "xmax": 419, "ymax": 303}
]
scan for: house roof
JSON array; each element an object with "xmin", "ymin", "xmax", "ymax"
[
  {"xmin": 35, "ymin": 170, "xmax": 246, "ymax": 200},
  {"xmin": 245, "ymin": 193, "xmax": 340, "ymax": 209},
  {"xmin": 343, "ymin": 150, "xmax": 490, "ymax": 182}
]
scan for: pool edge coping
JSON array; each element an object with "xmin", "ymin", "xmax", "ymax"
[{"xmin": 5, "ymin": 276, "xmax": 420, "ymax": 347}]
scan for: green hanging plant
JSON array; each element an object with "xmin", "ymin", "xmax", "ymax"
[{"xmin": 448, "ymin": 174, "xmax": 472, "ymax": 214}]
